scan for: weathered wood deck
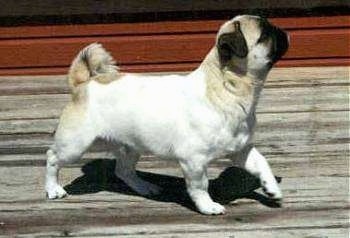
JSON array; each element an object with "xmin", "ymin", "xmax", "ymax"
[{"xmin": 0, "ymin": 67, "xmax": 349, "ymax": 237}]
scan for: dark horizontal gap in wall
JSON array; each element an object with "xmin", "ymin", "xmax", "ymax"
[
  {"xmin": 1, "ymin": 7, "xmax": 349, "ymax": 27},
  {"xmin": 0, "ymin": 31, "xmax": 217, "ymax": 41}
]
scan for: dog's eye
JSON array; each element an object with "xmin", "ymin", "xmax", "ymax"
[{"xmin": 257, "ymin": 32, "xmax": 269, "ymax": 44}]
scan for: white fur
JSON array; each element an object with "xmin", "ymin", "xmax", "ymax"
[
  {"xmin": 88, "ymin": 69, "xmax": 251, "ymax": 158},
  {"xmin": 46, "ymin": 15, "xmax": 283, "ymax": 215}
]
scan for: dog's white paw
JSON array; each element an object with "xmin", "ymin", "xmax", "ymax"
[
  {"xmin": 46, "ymin": 185, "xmax": 67, "ymax": 199},
  {"xmin": 197, "ymin": 201, "xmax": 226, "ymax": 215},
  {"xmin": 262, "ymin": 181, "xmax": 282, "ymax": 200}
]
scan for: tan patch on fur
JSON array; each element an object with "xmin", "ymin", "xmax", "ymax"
[
  {"xmin": 66, "ymin": 43, "xmax": 121, "ymax": 102},
  {"xmin": 91, "ymin": 72, "xmax": 120, "ymax": 84},
  {"xmin": 201, "ymin": 49, "xmax": 254, "ymax": 116},
  {"xmin": 71, "ymin": 85, "xmax": 88, "ymax": 103},
  {"xmin": 234, "ymin": 16, "xmax": 261, "ymax": 48},
  {"xmin": 55, "ymin": 101, "xmax": 87, "ymax": 139},
  {"xmin": 68, "ymin": 60, "xmax": 90, "ymax": 88}
]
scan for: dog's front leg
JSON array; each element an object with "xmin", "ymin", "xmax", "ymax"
[
  {"xmin": 180, "ymin": 158, "xmax": 226, "ymax": 215},
  {"xmin": 233, "ymin": 145, "xmax": 282, "ymax": 200}
]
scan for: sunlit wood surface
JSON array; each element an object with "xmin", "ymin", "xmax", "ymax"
[{"xmin": 0, "ymin": 67, "xmax": 349, "ymax": 237}]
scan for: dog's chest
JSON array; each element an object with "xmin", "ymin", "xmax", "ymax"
[{"xmin": 207, "ymin": 114, "xmax": 255, "ymax": 157}]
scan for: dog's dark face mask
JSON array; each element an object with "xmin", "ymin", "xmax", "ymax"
[
  {"xmin": 217, "ymin": 15, "xmax": 289, "ymax": 73},
  {"xmin": 257, "ymin": 18, "xmax": 289, "ymax": 66}
]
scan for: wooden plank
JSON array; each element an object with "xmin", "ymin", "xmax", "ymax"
[
  {"xmin": 0, "ymin": 75, "xmax": 69, "ymax": 96},
  {"xmin": 1, "ymin": 110, "xmax": 348, "ymax": 143},
  {"xmin": 0, "ymin": 133, "xmax": 347, "ymax": 161},
  {"xmin": 0, "ymin": 66, "xmax": 348, "ymax": 238},
  {"xmin": 0, "ymin": 57, "xmax": 347, "ymax": 77},
  {"xmin": 0, "ymin": 16, "xmax": 348, "ymax": 39},
  {"xmin": 258, "ymin": 85, "xmax": 349, "ymax": 113},
  {"xmin": 0, "ymin": 109, "xmax": 348, "ymax": 160},
  {"xmin": 286, "ymin": 28, "xmax": 350, "ymax": 59},
  {"xmin": 1, "ymin": 0, "xmax": 347, "ymax": 34},
  {"xmin": 0, "ymin": 21, "xmax": 221, "ymax": 39},
  {"xmin": 0, "ymin": 66, "xmax": 348, "ymax": 120},
  {"xmin": 1, "ymin": 0, "xmax": 347, "ymax": 17},
  {"xmin": 0, "ymin": 145, "xmax": 348, "ymax": 178},
  {"xmin": 0, "ymin": 34, "xmax": 213, "ymax": 68},
  {"xmin": 1, "ymin": 226, "xmax": 348, "ymax": 238},
  {"xmin": 0, "ymin": 64, "xmax": 200, "ymax": 76},
  {"xmin": 1, "ymin": 58, "xmax": 350, "ymax": 76},
  {"xmin": 0, "ymin": 15, "xmax": 349, "ymax": 75},
  {"xmin": 0, "ymin": 68, "xmax": 348, "ymax": 237},
  {"xmin": 0, "ymin": 83, "xmax": 347, "ymax": 121},
  {"xmin": 0, "ymin": 94, "xmax": 68, "ymax": 120},
  {"xmin": 276, "ymin": 58, "xmax": 350, "ymax": 68},
  {"xmin": 67, "ymin": 228, "xmax": 350, "ymax": 238},
  {"xmin": 0, "ymin": 146, "xmax": 348, "ymax": 170},
  {"xmin": 0, "ymin": 28, "xmax": 349, "ymax": 70},
  {"xmin": 271, "ymin": 15, "xmax": 350, "ymax": 30},
  {"xmin": 0, "ymin": 162, "xmax": 347, "ymax": 202},
  {"xmin": 0, "ymin": 132, "xmax": 348, "ymax": 164},
  {"xmin": 1, "ymin": 109, "xmax": 348, "ymax": 136},
  {"xmin": 0, "ymin": 164, "xmax": 348, "ymax": 236},
  {"xmin": 0, "ymin": 67, "xmax": 348, "ymax": 156},
  {"xmin": 0, "ymin": 67, "xmax": 347, "ymax": 96},
  {"xmin": 267, "ymin": 67, "xmax": 349, "ymax": 85}
]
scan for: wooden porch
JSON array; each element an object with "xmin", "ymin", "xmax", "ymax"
[{"xmin": 0, "ymin": 66, "xmax": 349, "ymax": 237}]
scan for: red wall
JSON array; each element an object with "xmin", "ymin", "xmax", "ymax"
[{"xmin": 0, "ymin": 16, "xmax": 348, "ymax": 75}]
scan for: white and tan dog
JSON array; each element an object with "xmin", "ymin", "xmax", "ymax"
[{"xmin": 45, "ymin": 15, "xmax": 289, "ymax": 215}]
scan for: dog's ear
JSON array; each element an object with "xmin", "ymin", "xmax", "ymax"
[
  {"xmin": 271, "ymin": 27, "xmax": 289, "ymax": 63},
  {"xmin": 218, "ymin": 22, "xmax": 248, "ymax": 65}
]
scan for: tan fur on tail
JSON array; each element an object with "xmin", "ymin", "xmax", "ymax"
[{"xmin": 68, "ymin": 43, "xmax": 119, "ymax": 89}]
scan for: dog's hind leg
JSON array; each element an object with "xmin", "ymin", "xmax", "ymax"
[
  {"xmin": 45, "ymin": 104, "xmax": 96, "ymax": 199},
  {"xmin": 113, "ymin": 146, "xmax": 161, "ymax": 196}
]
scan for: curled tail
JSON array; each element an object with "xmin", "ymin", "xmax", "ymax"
[{"xmin": 68, "ymin": 43, "xmax": 119, "ymax": 89}]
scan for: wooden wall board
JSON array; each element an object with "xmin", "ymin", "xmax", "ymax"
[
  {"xmin": 0, "ymin": 16, "xmax": 348, "ymax": 75},
  {"xmin": 0, "ymin": 16, "xmax": 348, "ymax": 39}
]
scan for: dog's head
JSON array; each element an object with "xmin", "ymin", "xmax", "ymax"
[{"xmin": 216, "ymin": 15, "xmax": 289, "ymax": 75}]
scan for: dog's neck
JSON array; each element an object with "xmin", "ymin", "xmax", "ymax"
[{"xmin": 199, "ymin": 48, "xmax": 266, "ymax": 118}]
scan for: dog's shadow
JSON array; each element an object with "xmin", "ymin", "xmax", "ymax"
[{"xmin": 64, "ymin": 159, "xmax": 281, "ymax": 212}]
